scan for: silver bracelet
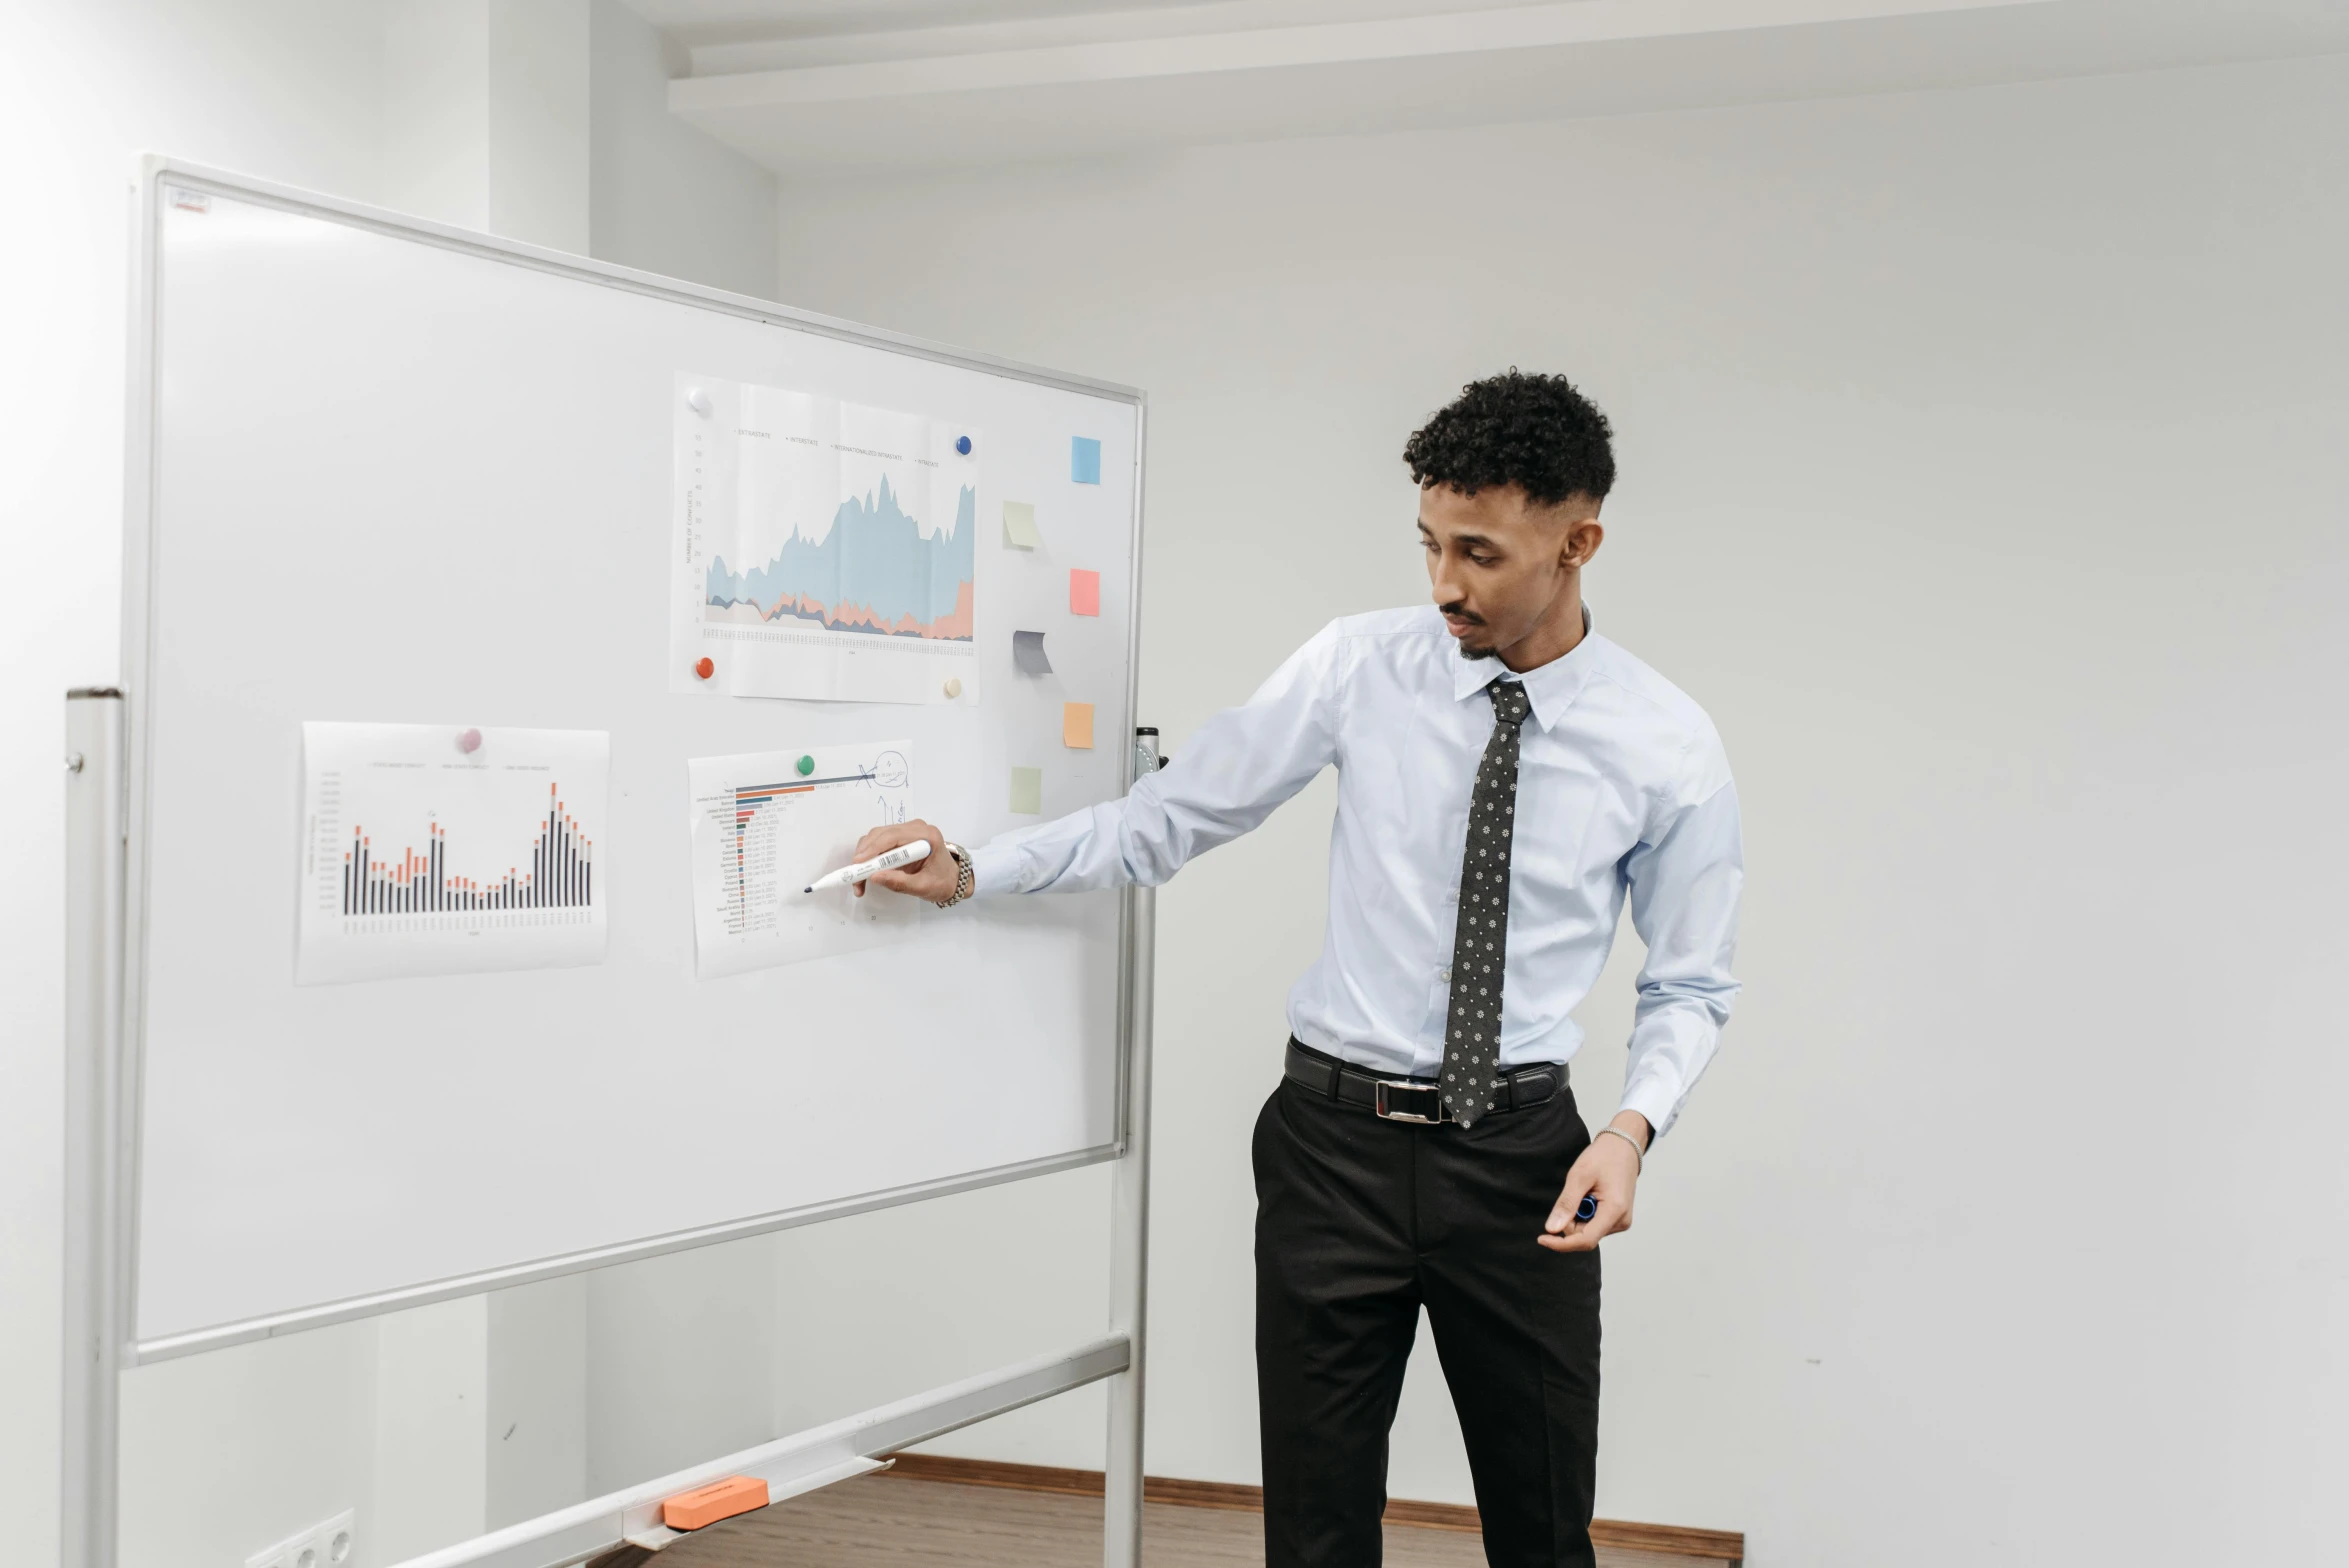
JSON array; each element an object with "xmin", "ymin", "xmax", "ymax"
[{"xmin": 1595, "ymin": 1125, "xmax": 1645, "ymax": 1172}]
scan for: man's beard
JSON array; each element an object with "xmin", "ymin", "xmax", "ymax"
[{"xmin": 1441, "ymin": 602, "xmax": 1498, "ymax": 661}]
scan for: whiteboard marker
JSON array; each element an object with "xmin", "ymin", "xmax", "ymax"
[{"xmin": 804, "ymin": 839, "xmax": 931, "ymax": 894}]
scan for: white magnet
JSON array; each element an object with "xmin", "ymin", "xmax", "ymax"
[
  {"xmin": 943, "ymin": 677, "xmax": 964, "ymax": 699},
  {"xmin": 685, "ymin": 386, "xmax": 712, "ymax": 416}
]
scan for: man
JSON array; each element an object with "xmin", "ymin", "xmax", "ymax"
[{"xmin": 853, "ymin": 370, "xmax": 1743, "ymax": 1568}]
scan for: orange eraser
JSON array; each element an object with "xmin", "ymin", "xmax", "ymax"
[{"xmin": 662, "ymin": 1475, "xmax": 769, "ymax": 1531}]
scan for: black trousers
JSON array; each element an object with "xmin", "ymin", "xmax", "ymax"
[{"xmin": 1253, "ymin": 1071, "xmax": 1602, "ymax": 1568}]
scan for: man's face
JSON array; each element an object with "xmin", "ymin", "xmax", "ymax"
[{"xmin": 1418, "ymin": 484, "xmax": 1603, "ymax": 660}]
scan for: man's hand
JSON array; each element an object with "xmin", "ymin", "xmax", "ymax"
[
  {"xmin": 847, "ymin": 819, "xmax": 961, "ymax": 902},
  {"xmin": 1539, "ymin": 1112, "xmax": 1651, "ymax": 1252}
]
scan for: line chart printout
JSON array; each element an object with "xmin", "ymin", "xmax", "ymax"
[
  {"xmin": 297, "ymin": 723, "xmax": 611, "ymax": 985},
  {"xmin": 687, "ymin": 741, "xmax": 920, "ymax": 978},
  {"xmin": 672, "ymin": 372, "xmax": 980, "ymax": 705}
]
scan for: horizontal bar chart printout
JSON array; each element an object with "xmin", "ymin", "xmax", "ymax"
[{"xmin": 687, "ymin": 741, "xmax": 918, "ymax": 978}]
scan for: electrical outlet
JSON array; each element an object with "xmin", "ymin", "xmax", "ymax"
[
  {"xmin": 245, "ymin": 1509, "xmax": 355, "ymax": 1568},
  {"xmin": 315, "ymin": 1511, "xmax": 357, "ymax": 1567}
]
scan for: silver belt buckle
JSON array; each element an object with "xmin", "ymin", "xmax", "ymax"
[{"xmin": 1373, "ymin": 1078, "xmax": 1446, "ymax": 1124}]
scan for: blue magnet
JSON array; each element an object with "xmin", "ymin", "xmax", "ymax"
[
  {"xmin": 955, "ymin": 435, "xmax": 972, "ymax": 455},
  {"xmin": 1575, "ymin": 1194, "xmax": 1599, "ymax": 1224}
]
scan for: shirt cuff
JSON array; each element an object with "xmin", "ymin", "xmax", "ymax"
[
  {"xmin": 967, "ymin": 840, "xmax": 1025, "ymax": 899},
  {"xmin": 1616, "ymin": 1076, "xmax": 1685, "ymax": 1145}
]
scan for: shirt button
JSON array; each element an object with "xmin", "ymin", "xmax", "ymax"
[
  {"xmin": 1445, "ymin": 886, "xmax": 1459, "ymax": 903},
  {"xmin": 1436, "ymin": 966, "xmax": 1452, "ymax": 982}
]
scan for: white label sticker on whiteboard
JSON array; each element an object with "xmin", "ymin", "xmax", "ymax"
[
  {"xmin": 687, "ymin": 742, "xmax": 920, "ymax": 978},
  {"xmin": 672, "ymin": 372, "xmax": 981, "ymax": 705},
  {"xmin": 297, "ymin": 723, "xmax": 610, "ymax": 985}
]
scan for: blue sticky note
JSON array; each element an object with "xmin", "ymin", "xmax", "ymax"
[{"xmin": 1071, "ymin": 437, "xmax": 1101, "ymax": 485}]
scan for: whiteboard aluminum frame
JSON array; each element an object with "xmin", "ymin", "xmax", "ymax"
[{"xmin": 65, "ymin": 154, "xmax": 1156, "ymax": 1568}]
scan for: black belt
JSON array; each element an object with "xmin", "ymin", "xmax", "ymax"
[{"xmin": 1283, "ymin": 1037, "xmax": 1564, "ymax": 1125}]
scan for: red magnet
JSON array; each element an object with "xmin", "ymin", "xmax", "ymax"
[{"xmin": 694, "ymin": 657, "xmax": 715, "ymax": 680}]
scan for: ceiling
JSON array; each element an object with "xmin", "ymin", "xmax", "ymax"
[{"xmin": 621, "ymin": 0, "xmax": 2349, "ymax": 178}]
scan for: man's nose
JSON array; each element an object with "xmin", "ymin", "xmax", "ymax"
[{"xmin": 1430, "ymin": 558, "xmax": 1466, "ymax": 605}]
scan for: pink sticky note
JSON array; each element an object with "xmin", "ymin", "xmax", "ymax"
[{"xmin": 1069, "ymin": 569, "xmax": 1101, "ymax": 617}]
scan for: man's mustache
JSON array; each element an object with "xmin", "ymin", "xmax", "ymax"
[{"xmin": 1437, "ymin": 601, "xmax": 1486, "ymax": 626}]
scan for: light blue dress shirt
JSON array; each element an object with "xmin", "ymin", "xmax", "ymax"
[{"xmin": 969, "ymin": 605, "xmax": 1744, "ymax": 1137}]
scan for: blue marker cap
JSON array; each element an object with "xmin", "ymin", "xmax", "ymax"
[
  {"xmin": 1574, "ymin": 1194, "xmax": 1598, "ymax": 1224},
  {"xmin": 955, "ymin": 435, "xmax": 972, "ymax": 455}
]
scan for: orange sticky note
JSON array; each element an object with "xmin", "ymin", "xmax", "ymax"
[
  {"xmin": 663, "ymin": 1475, "xmax": 769, "ymax": 1531},
  {"xmin": 1069, "ymin": 569, "xmax": 1101, "ymax": 617},
  {"xmin": 1063, "ymin": 702, "xmax": 1095, "ymax": 749}
]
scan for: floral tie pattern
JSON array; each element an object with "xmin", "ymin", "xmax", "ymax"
[{"xmin": 1442, "ymin": 680, "xmax": 1528, "ymax": 1127}]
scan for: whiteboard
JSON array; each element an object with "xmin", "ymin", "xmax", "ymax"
[{"xmin": 120, "ymin": 166, "xmax": 1144, "ymax": 1355}]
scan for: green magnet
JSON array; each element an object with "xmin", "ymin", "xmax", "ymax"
[{"xmin": 796, "ymin": 754, "xmax": 815, "ymax": 776}]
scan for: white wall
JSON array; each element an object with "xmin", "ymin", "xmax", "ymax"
[
  {"xmin": 583, "ymin": 1239, "xmax": 777, "ymax": 1497},
  {"xmin": 382, "ymin": 0, "xmax": 592, "ymax": 253},
  {"xmin": 373, "ymin": 1301, "xmax": 492, "ymax": 1562},
  {"xmin": 1, "ymin": 4, "xmax": 778, "ymax": 1562},
  {"xmin": 115, "ymin": 1321, "xmax": 383, "ymax": 1568},
  {"xmin": 588, "ymin": 0, "xmax": 777, "ymax": 300},
  {"xmin": 486, "ymin": 1278, "xmax": 589, "ymax": 1529},
  {"xmin": 1, "ymin": 10, "xmax": 389, "ymax": 1563},
  {"xmin": 771, "ymin": 54, "xmax": 2349, "ymax": 1565}
]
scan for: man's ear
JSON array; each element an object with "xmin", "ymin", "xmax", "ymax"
[{"xmin": 1563, "ymin": 518, "xmax": 1604, "ymax": 570}]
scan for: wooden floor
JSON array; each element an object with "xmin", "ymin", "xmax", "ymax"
[{"xmin": 655, "ymin": 1474, "xmax": 1708, "ymax": 1567}]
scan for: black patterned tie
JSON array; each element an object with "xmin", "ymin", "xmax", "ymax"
[{"xmin": 1443, "ymin": 680, "xmax": 1529, "ymax": 1127}]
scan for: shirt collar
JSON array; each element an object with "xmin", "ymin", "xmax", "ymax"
[{"xmin": 1448, "ymin": 603, "xmax": 1600, "ymax": 731}]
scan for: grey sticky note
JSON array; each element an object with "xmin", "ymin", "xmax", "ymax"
[
  {"xmin": 1002, "ymin": 501, "xmax": 1041, "ymax": 549},
  {"xmin": 1013, "ymin": 630, "xmax": 1052, "ymax": 676}
]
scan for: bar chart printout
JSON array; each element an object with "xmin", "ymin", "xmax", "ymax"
[
  {"xmin": 298, "ymin": 723, "xmax": 611, "ymax": 985},
  {"xmin": 687, "ymin": 741, "xmax": 917, "ymax": 978}
]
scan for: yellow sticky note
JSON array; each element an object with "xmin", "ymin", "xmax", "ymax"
[
  {"xmin": 1063, "ymin": 702, "xmax": 1095, "ymax": 749},
  {"xmin": 1009, "ymin": 766, "xmax": 1044, "ymax": 814},
  {"xmin": 1002, "ymin": 501, "xmax": 1041, "ymax": 549}
]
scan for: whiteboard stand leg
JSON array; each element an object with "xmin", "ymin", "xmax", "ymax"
[
  {"xmin": 1105, "ymin": 731, "xmax": 1158, "ymax": 1568},
  {"xmin": 62, "ymin": 689, "xmax": 128, "ymax": 1568}
]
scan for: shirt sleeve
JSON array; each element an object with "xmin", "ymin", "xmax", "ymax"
[
  {"xmin": 968, "ymin": 623, "xmax": 1349, "ymax": 897},
  {"xmin": 1615, "ymin": 726, "xmax": 1745, "ymax": 1141}
]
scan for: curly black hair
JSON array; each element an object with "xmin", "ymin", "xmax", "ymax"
[{"xmin": 1402, "ymin": 369, "xmax": 1615, "ymax": 507}]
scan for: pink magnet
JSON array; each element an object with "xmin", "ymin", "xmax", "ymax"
[{"xmin": 457, "ymin": 728, "xmax": 483, "ymax": 754}]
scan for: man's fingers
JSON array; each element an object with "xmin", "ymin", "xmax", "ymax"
[
  {"xmin": 845, "ymin": 822, "xmax": 952, "ymax": 901},
  {"xmin": 1545, "ymin": 1188, "xmax": 1591, "ymax": 1236},
  {"xmin": 1538, "ymin": 1195, "xmax": 1625, "ymax": 1253},
  {"xmin": 1541, "ymin": 1136, "xmax": 1641, "ymax": 1251},
  {"xmin": 852, "ymin": 821, "xmax": 926, "ymax": 861},
  {"xmin": 869, "ymin": 840, "xmax": 954, "ymax": 901},
  {"xmin": 1545, "ymin": 1163, "xmax": 1598, "ymax": 1235}
]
